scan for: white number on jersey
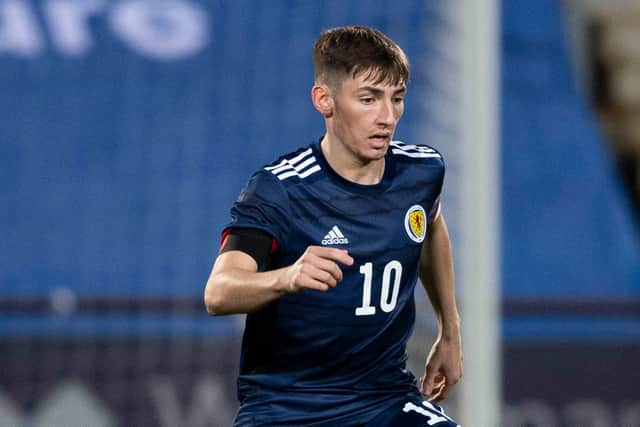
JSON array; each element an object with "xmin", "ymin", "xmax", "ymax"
[{"xmin": 355, "ymin": 260, "xmax": 402, "ymax": 316}]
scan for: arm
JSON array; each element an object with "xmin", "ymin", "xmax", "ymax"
[
  {"xmin": 418, "ymin": 214, "xmax": 463, "ymax": 402},
  {"xmin": 204, "ymin": 245, "xmax": 353, "ymax": 316}
]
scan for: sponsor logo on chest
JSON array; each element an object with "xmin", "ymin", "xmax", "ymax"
[{"xmin": 321, "ymin": 225, "xmax": 349, "ymax": 245}]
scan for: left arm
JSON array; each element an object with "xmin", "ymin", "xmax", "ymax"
[{"xmin": 418, "ymin": 213, "xmax": 463, "ymax": 402}]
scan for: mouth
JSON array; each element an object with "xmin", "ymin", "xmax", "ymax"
[{"xmin": 368, "ymin": 133, "xmax": 391, "ymax": 145}]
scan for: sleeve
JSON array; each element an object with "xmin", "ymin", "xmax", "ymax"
[
  {"xmin": 427, "ymin": 151, "xmax": 445, "ymax": 226},
  {"xmin": 428, "ymin": 197, "xmax": 442, "ymax": 226},
  {"xmin": 223, "ymin": 169, "xmax": 291, "ymax": 251},
  {"xmin": 219, "ymin": 228, "xmax": 276, "ymax": 271}
]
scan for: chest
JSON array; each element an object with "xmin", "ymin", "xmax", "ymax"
[
  {"xmin": 284, "ymin": 183, "xmax": 435, "ymax": 257},
  {"xmin": 273, "ymin": 182, "xmax": 438, "ymax": 322}
]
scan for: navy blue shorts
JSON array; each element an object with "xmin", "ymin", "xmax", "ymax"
[
  {"xmin": 233, "ymin": 392, "xmax": 460, "ymax": 426},
  {"xmin": 364, "ymin": 395, "xmax": 459, "ymax": 427}
]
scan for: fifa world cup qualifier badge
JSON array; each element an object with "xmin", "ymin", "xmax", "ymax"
[{"xmin": 404, "ymin": 205, "xmax": 427, "ymax": 243}]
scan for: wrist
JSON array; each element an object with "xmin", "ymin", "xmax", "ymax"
[
  {"xmin": 271, "ymin": 267, "xmax": 293, "ymax": 295},
  {"xmin": 437, "ymin": 314, "xmax": 461, "ymax": 339}
]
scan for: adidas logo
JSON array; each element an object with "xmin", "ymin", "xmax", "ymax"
[{"xmin": 321, "ymin": 225, "xmax": 349, "ymax": 245}]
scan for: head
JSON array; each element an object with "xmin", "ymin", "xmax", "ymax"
[{"xmin": 311, "ymin": 25, "xmax": 409, "ymax": 162}]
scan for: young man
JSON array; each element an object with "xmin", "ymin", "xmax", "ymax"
[{"xmin": 205, "ymin": 25, "xmax": 462, "ymax": 426}]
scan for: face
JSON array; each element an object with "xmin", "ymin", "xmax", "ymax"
[{"xmin": 328, "ymin": 72, "xmax": 406, "ymax": 163}]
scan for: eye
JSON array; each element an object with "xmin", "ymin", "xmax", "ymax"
[
  {"xmin": 393, "ymin": 96, "xmax": 405, "ymax": 104},
  {"xmin": 360, "ymin": 97, "xmax": 374, "ymax": 104}
]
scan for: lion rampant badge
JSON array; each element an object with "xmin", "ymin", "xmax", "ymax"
[{"xmin": 404, "ymin": 205, "xmax": 427, "ymax": 243}]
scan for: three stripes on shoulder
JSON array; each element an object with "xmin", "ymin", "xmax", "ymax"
[
  {"xmin": 265, "ymin": 148, "xmax": 320, "ymax": 181},
  {"xmin": 390, "ymin": 141, "xmax": 441, "ymax": 159}
]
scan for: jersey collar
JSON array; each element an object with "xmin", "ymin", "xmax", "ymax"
[{"xmin": 312, "ymin": 139, "xmax": 395, "ymax": 194}]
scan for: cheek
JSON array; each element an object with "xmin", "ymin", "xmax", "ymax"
[{"xmin": 339, "ymin": 109, "xmax": 365, "ymax": 134}]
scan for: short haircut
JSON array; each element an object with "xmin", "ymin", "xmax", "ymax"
[{"xmin": 312, "ymin": 25, "xmax": 409, "ymax": 90}]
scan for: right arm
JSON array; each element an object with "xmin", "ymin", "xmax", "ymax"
[{"xmin": 204, "ymin": 245, "xmax": 353, "ymax": 316}]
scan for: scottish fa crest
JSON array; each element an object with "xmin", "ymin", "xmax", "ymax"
[{"xmin": 404, "ymin": 205, "xmax": 426, "ymax": 243}]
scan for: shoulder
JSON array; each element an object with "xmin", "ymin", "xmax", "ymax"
[
  {"xmin": 390, "ymin": 140, "xmax": 444, "ymax": 173},
  {"xmin": 262, "ymin": 144, "xmax": 322, "ymax": 184},
  {"xmin": 390, "ymin": 140, "xmax": 445, "ymax": 189}
]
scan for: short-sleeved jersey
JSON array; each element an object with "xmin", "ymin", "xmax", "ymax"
[{"xmin": 225, "ymin": 140, "xmax": 445, "ymax": 426}]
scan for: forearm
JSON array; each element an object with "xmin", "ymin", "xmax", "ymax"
[
  {"xmin": 205, "ymin": 245, "xmax": 352, "ymax": 316},
  {"xmin": 204, "ymin": 253, "xmax": 287, "ymax": 316},
  {"xmin": 420, "ymin": 216, "xmax": 460, "ymax": 337}
]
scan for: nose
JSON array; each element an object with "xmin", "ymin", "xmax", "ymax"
[{"xmin": 377, "ymin": 99, "xmax": 395, "ymax": 127}]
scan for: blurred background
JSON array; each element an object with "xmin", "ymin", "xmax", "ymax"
[{"xmin": 1, "ymin": 0, "xmax": 639, "ymax": 426}]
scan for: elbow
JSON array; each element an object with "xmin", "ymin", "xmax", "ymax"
[
  {"xmin": 204, "ymin": 293, "xmax": 222, "ymax": 316},
  {"xmin": 204, "ymin": 279, "xmax": 228, "ymax": 316}
]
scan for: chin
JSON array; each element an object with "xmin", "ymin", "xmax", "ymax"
[
  {"xmin": 359, "ymin": 147, "xmax": 387, "ymax": 162},
  {"xmin": 371, "ymin": 141, "xmax": 390, "ymax": 154}
]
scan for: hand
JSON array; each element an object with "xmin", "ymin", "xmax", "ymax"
[
  {"xmin": 280, "ymin": 246, "xmax": 354, "ymax": 293},
  {"xmin": 419, "ymin": 333, "xmax": 463, "ymax": 402}
]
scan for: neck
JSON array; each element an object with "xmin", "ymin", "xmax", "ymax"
[{"xmin": 319, "ymin": 135, "xmax": 386, "ymax": 185}]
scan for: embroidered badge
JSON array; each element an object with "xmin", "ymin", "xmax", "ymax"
[{"xmin": 404, "ymin": 205, "xmax": 426, "ymax": 243}]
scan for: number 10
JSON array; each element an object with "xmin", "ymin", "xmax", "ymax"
[{"xmin": 355, "ymin": 260, "xmax": 402, "ymax": 316}]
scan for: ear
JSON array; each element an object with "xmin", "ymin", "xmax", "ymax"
[{"xmin": 311, "ymin": 84, "xmax": 333, "ymax": 118}]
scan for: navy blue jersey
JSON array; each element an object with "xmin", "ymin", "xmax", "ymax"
[{"xmin": 225, "ymin": 140, "xmax": 445, "ymax": 426}]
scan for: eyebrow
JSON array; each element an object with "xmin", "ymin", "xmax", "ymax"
[{"xmin": 357, "ymin": 86, "xmax": 407, "ymax": 96}]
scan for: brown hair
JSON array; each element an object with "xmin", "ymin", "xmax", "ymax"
[{"xmin": 312, "ymin": 25, "xmax": 409, "ymax": 90}]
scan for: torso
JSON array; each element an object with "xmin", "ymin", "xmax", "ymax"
[{"xmin": 226, "ymin": 140, "xmax": 445, "ymax": 426}]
